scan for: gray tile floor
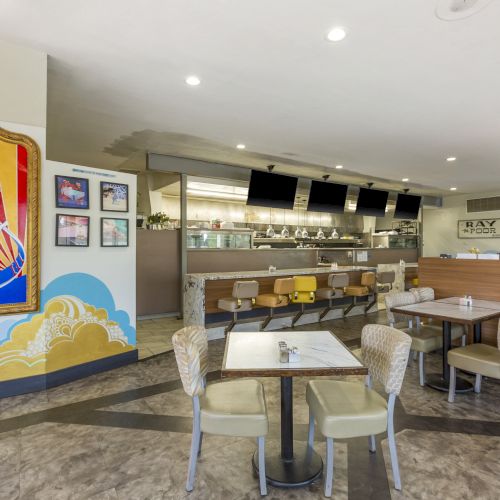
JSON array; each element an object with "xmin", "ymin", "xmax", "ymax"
[
  {"xmin": 136, "ymin": 316, "xmax": 182, "ymax": 359},
  {"xmin": 2, "ymin": 312, "xmax": 500, "ymax": 499}
]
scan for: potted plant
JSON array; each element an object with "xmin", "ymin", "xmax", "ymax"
[{"xmin": 147, "ymin": 212, "xmax": 170, "ymax": 230}]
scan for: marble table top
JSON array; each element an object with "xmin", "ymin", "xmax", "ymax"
[
  {"xmin": 436, "ymin": 297, "xmax": 500, "ymax": 312},
  {"xmin": 221, "ymin": 330, "xmax": 367, "ymax": 378},
  {"xmin": 391, "ymin": 300, "xmax": 500, "ymax": 324}
]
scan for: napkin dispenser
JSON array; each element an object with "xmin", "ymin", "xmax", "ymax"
[{"xmin": 278, "ymin": 341, "xmax": 300, "ymax": 363}]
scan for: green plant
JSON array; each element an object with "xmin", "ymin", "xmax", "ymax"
[{"xmin": 147, "ymin": 212, "xmax": 170, "ymax": 225}]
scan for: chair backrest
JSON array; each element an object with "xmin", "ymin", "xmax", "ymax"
[
  {"xmin": 361, "ymin": 272, "xmax": 376, "ymax": 289},
  {"xmin": 410, "ymin": 287, "xmax": 434, "ymax": 303},
  {"xmin": 328, "ymin": 273, "xmax": 349, "ymax": 288},
  {"xmin": 274, "ymin": 277, "xmax": 295, "ymax": 295},
  {"xmin": 384, "ymin": 291, "xmax": 417, "ymax": 326},
  {"xmin": 293, "ymin": 275, "xmax": 317, "ymax": 292},
  {"xmin": 172, "ymin": 326, "xmax": 209, "ymax": 397},
  {"xmin": 232, "ymin": 280, "xmax": 259, "ymax": 299},
  {"xmin": 361, "ymin": 324, "xmax": 412, "ymax": 395},
  {"xmin": 377, "ymin": 271, "xmax": 395, "ymax": 284}
]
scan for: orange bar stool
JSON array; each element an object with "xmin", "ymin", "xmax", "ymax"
[
  {"xmin": 291, "ymin": 275, "xmax": 317, "ymax": 326},
  {"xmin": 344, "ymin": 271, "xmax": 377, "ymax": 315},
  {"xmin": 255, "ymin": 277, "xmax": 295, "ymax": 330},
  {"xmin": 217, "ymin": 280, "xmax": 259, "ymax": 335},
  {"xmin": 316, "ymin": 273, "xmax": 349, "ymax": 320}
]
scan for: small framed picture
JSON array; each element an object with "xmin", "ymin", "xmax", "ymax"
[
  {"xmin": 55, "ymin": 214, "xmax": 90, "ymax": 247},
  {"xmin": 100, "ymin": 181, "xmax": 129, "ymax": 212},
  {"xmin": 101, "ymin": 217, "xmax": 129, "ymax": 247},
  {"xmin": 55, "ymin": 175, "xmax": 90, "ymax": 209}
]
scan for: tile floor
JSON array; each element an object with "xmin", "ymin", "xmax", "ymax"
[{"xmin": 136, "ymin": 316, "xmax": 183, "ymax": 359}]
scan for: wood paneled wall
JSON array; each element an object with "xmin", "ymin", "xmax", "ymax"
[{"xmin": 418, "ymin": 258, "xmax": 500, "ymax": 345}]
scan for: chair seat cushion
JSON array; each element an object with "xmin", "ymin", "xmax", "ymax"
[
  {"xmin": 316, "ymin": 288, "xmax": 344, "ymax": 300},
  {"xmin": 255, "ymin": 293, "xmax": 288, "ymax": 308},
  {"xmin": 200, "ymin": 379, "xmax": 268, "ymax": 437},
  {"xmin": 217, "ymin": 298, "xmax": 252, "ymax": 312},
  {"xmin": 404, "ymin": 325, "xmax": 443, "ymax": 353},
  {"xmin": 448, "ymin": 344, "xmax": 500, "ymax": 379},
  {"xmin": 306, "ymin": 380, "xmax": 387, "ymax": 439},
  {"xmin": 344, "ymin": 285, "xmax": 370, "ymax": 297}
]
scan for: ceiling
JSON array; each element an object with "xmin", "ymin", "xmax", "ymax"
[{"xmin": 1, "ymin": 0, "xmax": 499, "ymax": 196}]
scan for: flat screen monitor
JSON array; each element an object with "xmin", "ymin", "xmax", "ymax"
[
  {"xmin": 355, "ymin": 187, "xmax": 389, "ymax": 217},
  {"xmin": 307, "ymin": 180, "xmax": 348, "ymax": 213},
  {"xmin": 246, "ymin": 170, "xmax": 298, "ymax": 210},
  {"xmin": 394, "ymin": 193, "xmax": 421, "ymax": 220}
]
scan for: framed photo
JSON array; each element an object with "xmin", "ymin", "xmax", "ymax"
[
  {"xmin": 55, "ymin": 175, "xmax": 89, "ymax": 209},
  {"xmin": 0, "ymin": 127, "xmax": 41, "ymax": 315},
  {"xmin": 101, "ymin": 217, "xmax": 129, "ymax": 247},
  {"xmin": 100, "ymin": 181, "xmax": 128, "ymax": 212},
  {"xmin": 55, "ymin": 214, "xmax": 90, "ymax": 247}
]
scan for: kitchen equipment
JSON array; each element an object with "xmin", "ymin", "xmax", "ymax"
[
  {"xmin": 281, "ymin": 226, "xmax": 289, "ymax": 238},
  {"xmin": 266, "ymin": 225, "xmax": 275, "ymax": 238}
]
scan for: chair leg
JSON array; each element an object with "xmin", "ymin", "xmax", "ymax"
[
  {"xmin": 186, "ymin": 398, "xmax": 201, "ymax": 492},
  {"xmin": 292, "ymin": 304, "xmax": 305, "ymax": 326},
  {"xmin": 387, "ymin": 394, "xmax": 401, "ymax": 491},
  {"xmin": 364, "ymin": 295, "xmax": 377, "ymax": 314},
  {"xmin": 418, "ymin": 352, "xmax": 425, "ymax": 387},
  {"xmin": 260, "ymin": 309, "xmax": 273, "ymax": 331},
  {"xmin": 258, "ymin": 436, "xmax": 267, "ymax": 496},
  {"xmin": 324, "ymin": 437, "xmax": 334, "ymax": 497},
  {"xmin": 344, "ymin": 298, "xmax": 355, "ymax": 316},
  {"xmin": 319, "ymin": 306, "xmax": 331, "ymax": 320},
  {"xmin": 198, "ymin": 432, "xmax": 203, "ymax": 457},
  {"xmin": 224, "ymin": 313, "xmax": 237, "ymax": 335},
  {"xmin": 448, "ymin": 366, "xmax": 456, "ymax": 403},
  {"xmin": 413, "ymin": 350, "xmax": 418, "ymax": 362},
  {"xmin": 474, "ymin": 374, "xmax": 482, "ymax": 394},
  {"xmin": 461, "ymin": 334, "xmax": 467, "ymax": 347},
  {"xmin": 307, "ymin": 409, "xmax": 315, "ymax": 449},
  {"xmin": 368, "ymin": 435, "xmax": 376, "ymax": 453}
]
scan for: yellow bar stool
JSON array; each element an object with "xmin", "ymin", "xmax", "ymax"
[
  {"xmin": 217, "ymin": 280, "xmax": 259, "ymax": 335},
  {"xmin": 344, "ymin": 271, "xmax": 377, "ymax": 315},
  {"xmin": 316, "ymin": 273, "xmax": 349, "ymax": 320},
  {"xmin": 291, "ymin": 275, "xmax": 317, "ymax": 326},
  {"xmin": 255, "ymin": 277, "xmax": 295, "ymax": 330}
]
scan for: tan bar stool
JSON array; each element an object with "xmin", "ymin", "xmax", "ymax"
[
  {"xmin": 217, "ymin": 280, "xmax": 259, "ymax": 334},
  {"xmin": 344, "ymin": 271, "xmax": 377, "ymax": 315},
  {"xmin": 255, "ymin": 277, "xmax": 294, "ymax": 330},
  {"xmin": 291, "ymin": 275, "xmax": 317, "ymax": 326},
  {"xmin": 316, "ymin": 273, "xmax": 349, "ymax": 320}
]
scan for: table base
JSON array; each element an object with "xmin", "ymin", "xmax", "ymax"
[
  {"xmin": 252, "ymin": 443, "xmax": 323, "ymax": 488},
  {"xmin": 426, "ymin": 374, "xmax": 473, "ymax": 393}
]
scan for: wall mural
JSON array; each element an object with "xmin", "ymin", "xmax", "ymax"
[
  {"xmin": 0, "ymin": 127, "xmax": 40, "ymax": 314},
  {"xmin": 0, "ymin": 273, "xmax": 135, "ymax": 382}
]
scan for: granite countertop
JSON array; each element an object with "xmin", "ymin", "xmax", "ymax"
[{"xmin": 186, "ymin": 266, "xmax": 377, "ymax": 281}]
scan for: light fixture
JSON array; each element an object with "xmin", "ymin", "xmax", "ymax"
[
  {"xmin": 187, "ymin": 188, "xmax": 247, "ymax": 201},
  {"xmin": 185, "ymin": 75, "xmax": 201, "ymax": 86},
  {"xmin": 450, "ymin": 187, "xmax": 457, "ymax": 191},
  {"xmin": 327, "ymin": 27, "xmax": 347, "ymax": 42},
  {"xmin": 335, "ymin": 165, "xmax": 343, "ymax": 169},
  {"xmin": 402, "ymin": 178, "xmax": 409, "ymax": 182},
  {"xmin": 446, "ymin": 157, "xmax": 456, "ymax": 162},
  {"xmin": 236, "ymin": 144, "xmax": 246, "ymax": 150}
]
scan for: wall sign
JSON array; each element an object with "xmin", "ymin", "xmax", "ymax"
[{"xmin": 458, "ymin": 218, "xmax": 500, "ymax": 239}]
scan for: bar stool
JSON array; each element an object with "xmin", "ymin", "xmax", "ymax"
[
  {"xmin": 217, "ymin": 280, "xmax": 259, "ymax": 335},
  {"xmin": 377, "ymin": 270, "xmax": 396, "ymax": 293},
  {"xmin": 255, "ymin": 277, "xmax": 295, "ymax": 330},
  {"xmin": 316, "ymin": 273, "xmax": 349, "ymax": 320},
  {"xmin": 291, "ymin": 275, "xmax": 317, "ymax": 326},
  {"xmin": 344, "ymin": 271, "xmax": 377, "ymax": 315}
]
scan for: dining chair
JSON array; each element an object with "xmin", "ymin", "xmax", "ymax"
[
  {"xmin": 448, "ymin": 320, "xmax": 500, "ymax": 403},
  {"xmin": 291, "ymin": 275, "xmax": 317, "ymax": 326},
  {"xmin": 172, "ymin": 326, "xmax": 269, "ymax": 495},
  {"xmin": 306, "ymin": 324, "xmax": 412, "ymax": 496},
  {"xmin": 217, "ymin": 280, "xmax": 259, "ymax": 334},
  {"xmin": 344, "ymin": 271, "xmax": 377, "ymax": 315}
]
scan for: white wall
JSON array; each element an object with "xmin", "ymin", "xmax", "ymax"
[
  {"xmin": 423, "ymin": 191, "xmax": 500, "ymax": 256},
  {"xmin": 0, "ymin": 39, "xmax": 47, "ymax": 127}
]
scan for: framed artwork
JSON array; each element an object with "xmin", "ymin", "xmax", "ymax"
[
  {"xmin": 100, "ymin": 181, "xmax": 128, "ymax": 212},
  {"xmin": 0, "ymin": 127, "xmax": 41, "ymax": 314},
  {"xmin": 55, "ymin": 214, "xmax": 90, "ymax": 247},
  {"xmin": 101, "ymin": 217, "xmax": 129, "ymax": 247},
  {"xmin": 55, "ymin": 175, "xmax": 89, "ymax": 209}
]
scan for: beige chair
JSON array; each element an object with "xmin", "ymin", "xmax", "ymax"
[
  {"xmin": 448, "ymin": 321, "xmax": 500, "ymax": 402},
  {"xmin": 306, "ymin": 324, "xmax": 412, "ymax": 496},
  {"xmin": 255, "ymin": 277, "xmax": 294, "ymax": 330},
  {"xmin": 317, "ymin": 273, "xmax": 349, "ymax": 320},
  {"xmin": 217, "ymin": 280, "xmax": 259, "ymax": 334},
  {"xmin": 385, "ymin": 291, "xmax": 465, "ymax": 386},
  {"xmin": 344, "ymin": 271, "xmax": 377, "ymax": 314},
  {"xmin": 172, "ymin": 326, "xmax": 269, "ymax": 495}
]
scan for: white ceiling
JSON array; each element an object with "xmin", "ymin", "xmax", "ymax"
[{"xmin": 1, "ymin": 0, "xmax": 499, "ymax": 195}]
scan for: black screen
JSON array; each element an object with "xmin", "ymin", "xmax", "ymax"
[
  {"xmin": 355, "ymin": 187, "xmax": 389, "ymax": 217},
  {"xmin": 394, "ymin": 193, "xmax": 421, "ymax": 220},
  {"xmin": 246, "ymin": 170, "xmax": 298, "ymax": 209},
  {"xmin": 307, "ymin": 181, "xmax": 348, "ymax": 213}
]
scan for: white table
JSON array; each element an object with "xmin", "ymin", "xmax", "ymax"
[{"xmin": 222, "ymin": 331, "xmax": 366, "ymax": 488}]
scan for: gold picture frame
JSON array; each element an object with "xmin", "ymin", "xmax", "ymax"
[{"xmin": 0, "ymin": 127, "xmax": 41, "ymax": 314}]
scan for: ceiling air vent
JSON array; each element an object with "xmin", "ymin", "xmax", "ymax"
[{"xmin": 467, "ymin": 196, "xmax": 500, "ymax": 213}]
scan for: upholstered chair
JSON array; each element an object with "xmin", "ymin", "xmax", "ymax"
[
  {"xmin": 217, "ymin": 280, "xmax": 259, "ymax": 334},
  {"xmin": 377, "ymin": 270, "xmax": 396, "ymax": 293},
  {"xmin": 448, "ymin": 320, "xmax": 500, "ymax": 403},
  {"xmin": 306, "ymin": 324, "xmax": 412, "ymax": 496},
  {"xmin": 255, "ymin": 277, "xmax": 294, "ymax": 330},
  {"xmin": 316, "ymin": 273, "xmax": 349, "ymax": 320},
  {"xmin": 172, "ymin": 326, "xmax": 269, "ymax": 495},
  {"xmin": 291, "ymin": 275, "xmax": 317, "ymax": 326},
  {"xmin": 344, "ymin": 271, "xmax": 377, "ymax": 314}
]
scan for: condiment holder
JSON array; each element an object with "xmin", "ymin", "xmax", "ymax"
[{"xmin": 278, "ymin": 341, "xmax": 300, "ymax": 363}]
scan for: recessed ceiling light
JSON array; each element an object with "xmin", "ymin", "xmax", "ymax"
[
  {"xmin": 327, "ymin": 27, "xmax": 347, "ymax": 42},
  {"xmin": 402, "ymin": 178, "xmax": 409, "ymax": 182},
  {"xmin": 446, "ymin": 157, "xmax": 456, "ymax": 162},
  {"xmin": 450, "ymin": 187, "xmax": 457, "ymax": 191},
  {"xmin": 185, "ymin": 75, "xmax": 201, "ymax": 86},
  {"xmin": 236, "ymin": 144, "xmax": 246, "ymax": 150},
  {"xmin": 335, "ymin": 165, "xmax": 343, "ymax": 169}
]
